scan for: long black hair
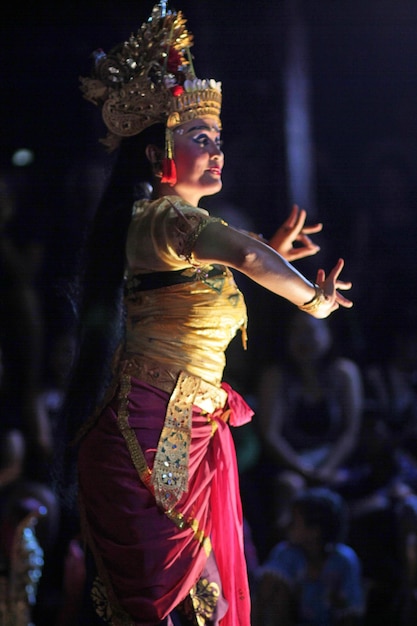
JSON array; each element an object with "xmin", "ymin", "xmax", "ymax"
[{"xmin": 64, "ymin": 124, "xmax": 165, "ymax": 438}]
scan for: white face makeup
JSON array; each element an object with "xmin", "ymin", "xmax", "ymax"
[{"xmin": 171, "ymin": 117, "xmax": 224, "ymax": 204}]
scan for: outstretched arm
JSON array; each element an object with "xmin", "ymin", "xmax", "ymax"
[{"xmin": 193, "ymin": 219, "xmax": 352, "ymax": 319}]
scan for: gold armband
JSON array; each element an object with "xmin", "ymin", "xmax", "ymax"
[{"xmin": 298, "ymin": 284, "xmax": 327, "ymax": 313}]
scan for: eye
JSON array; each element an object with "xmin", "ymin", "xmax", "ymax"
[
  {"xmin": 192, "ymin": 134, "xmax": 210, "ymax": 147},
  {"xmin": 192, "ymin": 134, "xmax": 223, "ymax": 149}
]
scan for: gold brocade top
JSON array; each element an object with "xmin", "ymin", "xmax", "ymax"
[{"xmin": 123, "ymin": 196, "xmax": 247, "ymax": 387}]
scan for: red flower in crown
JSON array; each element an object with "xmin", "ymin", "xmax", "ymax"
[
  {"xmin": 167, "ymin": 47, "xmax": 184, "ymax": 73},
  {"xmin": 171, "ymin": 85, "xmax": 184, "ymax": 96}
]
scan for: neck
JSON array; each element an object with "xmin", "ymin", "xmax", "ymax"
[{"xmin": 154, "ymin": 182, "xmax": 201, "ymax": 207}]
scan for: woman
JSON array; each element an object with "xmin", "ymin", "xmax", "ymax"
[
  {"xmin": 71, "ymin": 3, "xmax": 353, "ymax": 625},
  {"xmin": 257, "ymin": 311, "xmax": 363, "ymax": 541}
]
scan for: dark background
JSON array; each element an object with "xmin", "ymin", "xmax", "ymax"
[
  {"xmin": 2, "ymin": 6, "xmax": 417, "ymax": 622},
  {"xmin": 3, "ymin": 1, "xmax": 417, "ymax": 197},
  {"xmin": 2, "ymin": 0, "xmax": 417, "ymax": 363}
]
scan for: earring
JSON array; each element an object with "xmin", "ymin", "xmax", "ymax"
[{"xmin": 161, "ymin": 128, "xmax": 177, "ymax": 185}]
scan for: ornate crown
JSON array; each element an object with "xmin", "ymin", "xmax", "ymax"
[{"xmin": 80, "ymin": 2, "xmax": 222, "ymax": 151}]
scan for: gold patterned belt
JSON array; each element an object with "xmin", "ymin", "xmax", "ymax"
[{"xmin": 120, "ymin": 355, "xmax": 227, "ymax": 414}]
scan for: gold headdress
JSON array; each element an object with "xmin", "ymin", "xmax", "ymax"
[{"xmin": 80, "ymin": 1, "xmax": 222, "ymax": 182}]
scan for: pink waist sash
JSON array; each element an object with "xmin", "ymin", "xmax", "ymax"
[{"xmin": 78, "ymin": 376, "xmax": 253, "ymax": 625}]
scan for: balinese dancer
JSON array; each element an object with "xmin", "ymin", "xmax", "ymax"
[{"xmin": 72, "ymin": 3, "xmax": 353, "ymax": 624}]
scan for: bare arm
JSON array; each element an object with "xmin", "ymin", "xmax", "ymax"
[
  {"xmin": 257, "ymin": 365, "xmax": 315, "ymax": 477},
  {"xmin": 314, "ymin": 359, "xmax": 364, "ymax": 480},
  {"xmin": 193, "ymin": 220, "xmax": 352, "ymax": 318}
]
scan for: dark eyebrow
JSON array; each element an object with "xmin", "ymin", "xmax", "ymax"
[{"xmin": 185, "ymin": 124, "xmax": 220, "ymax": 134}]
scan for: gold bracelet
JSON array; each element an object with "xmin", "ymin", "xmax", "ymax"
[{"xmin": 298, "ymin": 284, "xmax": 327, "ymax": 313}]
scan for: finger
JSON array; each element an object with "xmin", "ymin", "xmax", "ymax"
[
  {"xmin": 285, "ymin": 204, "xmax": 299, "ymax": 229},
  {"xmin": 327, "ymin": 258, "xmax": 345, "ymax": 282},
  {"xmin": 301, "ymin": 223, "xmax": 323, "ymax": 235},
  {"xmin": 336, "ymin": 293, "xmax": 353, "ymax": 308},
  {"xmin": 296, "ymin": 233, "xmax": 320, "ymax": 248},
  {"xmin": 287, "ymin": 247, "xmax": 320, "ymax": 261},
  {"xmin": 335, "ymin": 280, "xmax": 352, "ymax": 291},
  {"xmin": 291, "ymin": 236, "xmax": 321, "ymax": 257},
  {"xmin": 293, "ymin": 208, "xmax": 307, "ymax": 233}
]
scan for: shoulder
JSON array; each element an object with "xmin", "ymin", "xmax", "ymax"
[
  {"xmin": 126, "ymin": 196, "xmax": 222, "ymax": 271},
  {"xmin": 132, "ymin": 195, "xmax": 210, "ymax": 219},
  {"xmin": 331, "ymin": 357, "xmax": 363, "ymax": 386},
  {"xmin": 332, "ymin": 357, "xmax": 360, "ymax": 376},
  {"xmin": 259, "ymin": 542, "xmax": 306, "ymax": 586},
  {"xmin": 331, "ymin": 543, "xmax": 362, "ymax": 569},
  {"xmin": 265, "ymin": 541, "xmax": 305, "ymax": 569}
]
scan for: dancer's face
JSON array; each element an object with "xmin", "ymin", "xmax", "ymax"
[{"xmin": 172, "ymin": 117, "xmax": 224, "ymax": 204}]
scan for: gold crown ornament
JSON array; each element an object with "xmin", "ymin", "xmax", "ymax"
[{"xmin": 80, "ymin": 1, "xmax": 222, "ymax": 183}]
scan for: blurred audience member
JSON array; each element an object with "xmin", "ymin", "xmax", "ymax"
[
  {"xmin": 0, "ymin": 173, "xmax": 50, "ymax": 475},
  {"xmin": 257, "ymin": 310, "xmax": 363, "ymax": 541},
  {"xmin": 336, "ymin": 306, "xmax": 417, "ymax": 625},
  {"xmin": 395, "ymin": 493, "xmax": 417, "ymax": 626},
  {"xmin": 364, "ymin": 308, "xmax": 417, "ymax": 479},
  {"xmin": 0, "ymin": 172, "xmax": 62, "ymax": 622},
  {"xmin": 253, "ymin": 487, "xmax": 365, "ymax": 626},
  {"xmin": 30, "ymin": 288, "xmax": 83, "ymax": 625}
]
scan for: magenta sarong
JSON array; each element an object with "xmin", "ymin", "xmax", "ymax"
[{"xmin": 78, "ymin": 377, "xmax": 253, "ymax": 625}]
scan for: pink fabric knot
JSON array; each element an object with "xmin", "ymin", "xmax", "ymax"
[{"xmin": 220, "ymin": 382, "xmax": 254, "ymax": 427}]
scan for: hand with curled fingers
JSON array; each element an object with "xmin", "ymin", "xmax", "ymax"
[
  {"xmin": 268, "ymin": 204, "xmax": 323, "ymax": 262},
  {"xmin": 299, "ymin": 258, "xmax": 353, "ymax": 319}
]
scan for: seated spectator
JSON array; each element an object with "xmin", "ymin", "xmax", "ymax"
[
  {"xmin": 257, "ymin": 310, "xmax": 363, "ymax": 541},
  {"xmin": 395, "ymin": 493, "xmax": 417, "ymax": 626},
  {"xmin": 253, "ymin": 487, "xmax": 365, "ymax": 626},
  {"xmin": 363, "ymin": 307, "xmax": 417, "ymax": 488}
]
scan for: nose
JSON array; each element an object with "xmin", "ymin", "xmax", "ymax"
[{"xmin": 209, "ymin": 140, "xmax": 223, "ymax": 159}]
